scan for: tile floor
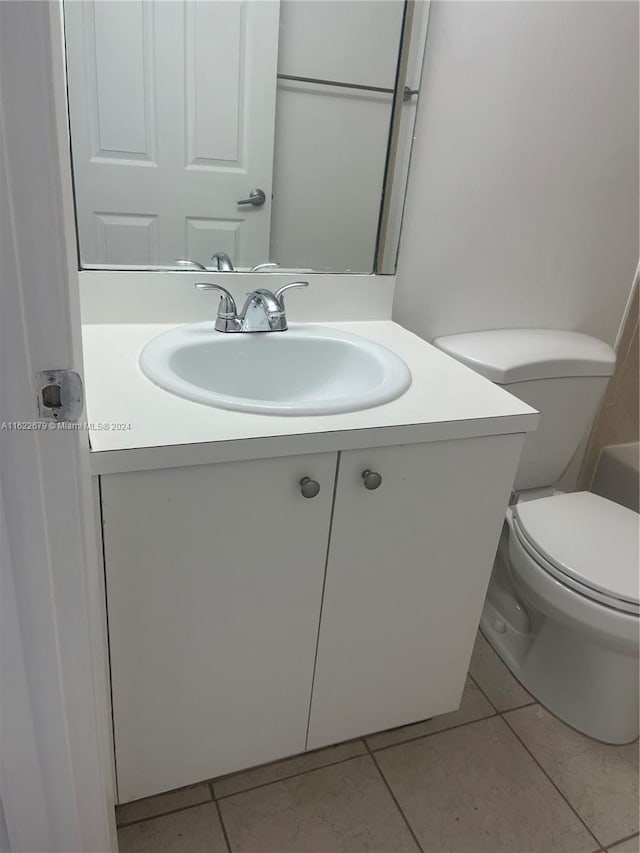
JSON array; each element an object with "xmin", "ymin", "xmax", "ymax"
[{"xmin": 117, "ymin": 633, "xmax": 639, "ymax": 853}]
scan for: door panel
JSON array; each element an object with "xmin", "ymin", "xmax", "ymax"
[
  {"xmin": 94, "ymin": 213, "xmax": 159, "ymax": 266},
  {"xmin": 186, "ymin": 0, "xmax": 244, "ymax": 166},
  {"xmin": 102, "ymin": 452, "xmax": 336, "ymax": 802},
  {"xmin": 89, "ymin": 0, "xmax": 156, "ymax": 164},
  {"xmin": 65, "ymin": 0, "xmax": 279, "ymax": 267},
  {"xmin": 185, "ymin": 216, "xmax": 242, "ymax": 264},
  {"xmin": 307, "ymin": 435, "xmax": 524, "ymax": 749}
]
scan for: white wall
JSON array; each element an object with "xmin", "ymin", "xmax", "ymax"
[
  {"xmin": 394, "ymin": 0, "xmax": 639, "ymax": 346},
  {"xmin": 0, "ymin": 800, "xmax": 9, "ymax": 853},
  {"xmin": 276, "ymin": 1, "xmax": 402, "ymax": 89},
  {"xmin": 270, "ymin": 1, "xmax": 404, "ymax": 272}
]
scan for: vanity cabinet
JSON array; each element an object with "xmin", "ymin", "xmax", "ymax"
[
  {"xmin": 101, "ymin": 452, "xmax": 337, "ymax": 802},
  {"xmin": 307, "ymin": 436, "xmax": 521, "ymax": 749},
  {"xmin": 101, "ymin": 433, "xmax": 524, "ymax": 802}
]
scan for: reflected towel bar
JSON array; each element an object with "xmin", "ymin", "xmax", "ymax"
[{"xmin": 277, "ymin": 74, "xmax": 417, "ymax": 101}]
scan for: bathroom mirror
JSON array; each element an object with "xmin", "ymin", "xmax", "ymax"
[{"xmin": 62, "ymin": 0, "xmax": 428, "ymax": 274}]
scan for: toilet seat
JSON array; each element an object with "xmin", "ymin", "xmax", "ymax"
[{"xmin": 512, "ymin": 492, "xmax": 639, "ymax": 616}]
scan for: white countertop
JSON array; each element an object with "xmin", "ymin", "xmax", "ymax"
[{"xmin": 82, "ymin": 321, "xmax": 538, "ymax": 474}]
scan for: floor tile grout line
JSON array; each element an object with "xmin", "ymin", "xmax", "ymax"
[
  {"xmin": 214, "ymin": 799, "xmax": 234, "ymax": 853},
  {"xmin": 366, "ymin": 745, "xmax": 427, "ymax": 853},
  {"xmin": 209, "ymin": 737, "xmax": 362, "ymax": 792},
  {"xmin": 499, "ymin": 699, "xmax": 538, "ymax": 712},
  {"xmin": 367, "ymin": 710, "xmax": 498, "ymax": 754},
  {"xmin": 467, "ymin": 669, "xmax": 537, "ymax": 715},
  {"xmin": 116, "ymin": 797, "xmax": 217, "ymax": 829},
  {"xmin": 607, "ymin": 830, "xmax": 640, "ymax": 850},
  {"xmin": 466, "ymin": 671, "xmax": 499, "ymax": 713},
  {"xmin": 115, "ymin": 781, "xmax": 211, "ymax": 815},
  {"xmin": 214, "ymin": 750, "xmax": 370, "ymax": 801},
  {"xmin": 500, "ymin": 713, "xmax": 604, "ymax": 849}
]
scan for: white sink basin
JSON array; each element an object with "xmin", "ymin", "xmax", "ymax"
[{"xmin": 139, "ymin": 322, "xmax": 411, "ymax": 415}]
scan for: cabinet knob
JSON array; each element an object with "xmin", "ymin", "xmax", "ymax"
[
  {"xmin": 362, "ymin": 469, "xmax": 382, "ymax": 490},
  {"xmin": 299, "ymin": 477, "xmax": 320, "ymax": 499}
]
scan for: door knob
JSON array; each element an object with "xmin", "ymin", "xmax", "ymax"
[
  {"xmin": 299, "ymin": 477, "xmax": 320, "ymax": 499},
  {"xmin": 237, "ymin": 188, "xmax": 266, "ymax": 207},
  {"xmin": 362, "ymin": 470, "xmax": 382, "ymax": 490}
]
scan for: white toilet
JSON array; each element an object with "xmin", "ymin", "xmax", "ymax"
[{"xmin": 434, "ymin": 329, "xmax": 639, "ymax": 744}]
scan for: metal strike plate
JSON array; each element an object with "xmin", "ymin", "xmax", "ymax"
[{"xmin": 36, "ymin": 369, "xmax": 84, "ymax": 423}]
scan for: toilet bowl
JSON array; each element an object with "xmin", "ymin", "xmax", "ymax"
[
  {"xmin": 481, "ymin": 491, "xmax": 638, "ymax": 744},
  {"xmin": 433, "ymin": 328, "xmax": 638, "ymax": 743}
]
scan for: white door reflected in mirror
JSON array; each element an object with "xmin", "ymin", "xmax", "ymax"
[
  {"xmin": 64, "ymin": 0, "xmax": 279, "ymax": 269},
  {"xmin": 63, "ymin": 0, "xmax": 430, "ymax": 273}
]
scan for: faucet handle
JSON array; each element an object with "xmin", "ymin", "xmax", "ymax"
[
  {"xmin": 194, "ymin": 282, "xmax": 237, "ymax": 317},
  {"xmin": 175, "ymin": 258, "xmax": 208, "ymax": 271},
  {"xmin": 274, "ymin": 281, "xmax": 309, "ymax": 308},
  {"xmin": 250, "ymin": 262, "xmax": 280, "ymax": 272}
]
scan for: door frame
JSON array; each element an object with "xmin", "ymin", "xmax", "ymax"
[{"xmin": 0, "ymin": 2, "xmax": 114, "ymax": 851}]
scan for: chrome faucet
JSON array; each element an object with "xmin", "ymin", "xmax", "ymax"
[
  {"xmin": 195, "ymin": 281, "xmax": 308, "ymax": 332},
  {"xmin": 174, "ymin": 253, "xmax": 235, "ymax": 271},
  {"xmin": 175, "ymin": 255, "xmax": 279, "ymax": 272},
  {"xmin": 210, "ymin": 252, "xmax": 234, "ymax": 271}
]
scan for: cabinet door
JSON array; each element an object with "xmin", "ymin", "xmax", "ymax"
[
  {"xmin": 102, "ymin": 453, "xmax": 336, "ymax": 802},
  {"xmin": 307, "ymin": 435, "xmax": 524, "ymax": 749}
]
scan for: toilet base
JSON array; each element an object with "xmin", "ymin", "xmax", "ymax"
[{"xmin": 480, "ymin": 545, "xmax": 639, "ymax": 744}]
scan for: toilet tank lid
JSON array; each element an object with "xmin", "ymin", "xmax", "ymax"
[{"xmin": 432, "ymin": 329, "xmax": 616, "ymax": 384}]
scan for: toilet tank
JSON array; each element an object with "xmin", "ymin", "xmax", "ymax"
[{"xmin": 433, "ymin": 329, "xmax": 616, "ymax": 490}]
